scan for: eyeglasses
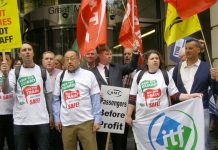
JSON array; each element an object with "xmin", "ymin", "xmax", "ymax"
[{"xmin": 65, "ymin": 57, "xmax": 79, "ymax": 62}]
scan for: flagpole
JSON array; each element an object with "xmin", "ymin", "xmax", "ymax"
[
  {"xmin": 2, "ymin": 49, "xmax": 6, "ymax": 62},
  {"xmin": 131, "ymin": 0, "xmax": 135, "ymax": 41},
  {"xmin": 200, "ymin": 29, "xmax": 212, "ymax": 66}
]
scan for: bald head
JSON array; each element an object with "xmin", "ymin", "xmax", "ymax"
[
  {"xmin": 123, "ymin": 48, "xmax": 133, "ymax": 64},
  {"xmin": 178, "ymin": 47, "xmax": 186, "ymax": 62},
  {"xmin": 64, "ymin": 50, "xmax": 80, "ymax": 72},
  {"xmin": 42, "ymin": 51, "xmax": 55, "ymax": 73}
]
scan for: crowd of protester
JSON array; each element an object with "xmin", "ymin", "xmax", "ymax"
[{"xmin": 0, "ymin": 39, "xmax": 218, "ymax": 150}]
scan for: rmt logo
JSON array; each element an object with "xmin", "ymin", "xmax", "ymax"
[{"xmin": 107, "ymin": 89, "xmax": 122, "ymax": 97}]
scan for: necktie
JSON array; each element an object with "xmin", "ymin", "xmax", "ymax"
[{"xmin": 104, "ymin": 66, "xmax": 110, "ymax": 84}]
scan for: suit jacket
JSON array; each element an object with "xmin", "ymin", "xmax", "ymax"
[
  {"xmin": 80, "ymin": 63, "xmax": 96, "ymax": 70},
  {"xmin": 91, "ymin": 52, "xmax": 139, "ymax": 88},
  {"xmin": 173, "ymin": 61, "xmax": 218, "ymax": 108}
]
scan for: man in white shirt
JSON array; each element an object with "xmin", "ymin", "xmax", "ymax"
[
  {"xmin": 53, "ymin": 50, "xmax": 102, "ymax": 150},
  {"xmin": 1, "ymin": 42, "xmax": 53, "ymax": 150},
  {"xmin": 172, "ymin": 39, "xmax": 218, "ymax": 149}
]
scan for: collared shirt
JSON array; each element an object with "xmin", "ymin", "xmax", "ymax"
[
  {"xmin": 49, "ymin": 68, "xmax": 61, "ymax": 92},
  {"xmin": 97, "ymin": 63, "xmax": 109, "ymax": 84},
  {"xmin": 180, "ymin": 59, "xmax": 200, "ymax": 93},
  {"xmin": 87, "ymin": 63, "xmax": 96, "ymax": 70}
]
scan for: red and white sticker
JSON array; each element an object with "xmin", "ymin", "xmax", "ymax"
[
  {"xmin": 23, "ymin": 85, "xmax": 41, "ymax": 104},
  {"xmin": 64, "ymin": 90, "xmax": 80, "ymax": 109},
  {"xmin": 144, "ymin": 89, "xmax": 161, "ymax": 108}
]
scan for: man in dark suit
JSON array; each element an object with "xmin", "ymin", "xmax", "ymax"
[{"xmin": 91, "ymin": 45, "xmax": 140, "ymax": 150}]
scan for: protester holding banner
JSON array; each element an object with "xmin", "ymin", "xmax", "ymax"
[
  {"xmin": 125, "ymin": 49, "xmax": 202, "ymax": 149},
  {"xmin": 0, "ymin": 53, "xmax": 14, "ymax": 150},
  {"xmin": 91, "ymin": 45, "xmax": 139, "ymax": 150},
  {"xmin": 172, "ymin": 39, "xmax": 218, "ymax": 149},
  {"xmin": 53, "ymin": 50, "xmax": 102, "ymax": 150},
  {"xmin": 1, "ymin": 42, "xmax": 53, "ymax": 150}
]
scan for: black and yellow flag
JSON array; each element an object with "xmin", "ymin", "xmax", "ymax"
[{"xmin": 164, "ymin": 4, "xmax": 201, "ymax": 46}]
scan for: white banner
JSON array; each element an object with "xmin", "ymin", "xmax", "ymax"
[
  {"xmin": 98, "ymin": 85, "xmax": 130, "ymax": 134},
  {"xmin": 132, "ymin": 98, "xmax": 205, "ymax": 150}
]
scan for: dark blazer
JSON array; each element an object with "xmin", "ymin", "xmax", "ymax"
[
  {"xmin": 81, "ymin": 62, "xmax": 97, "ymax": 70},
  {"xmin": 173, "ymin": 61, "xmax": 218, "ymax": 108},
  {"xmin": 91, "ymin": 52, "xmax": 139, "ymax": 88}
]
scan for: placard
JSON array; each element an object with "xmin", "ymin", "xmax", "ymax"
[
  {"xmin": 98, "ymin": 85, "xmax": 130, "ymax": 134},
  {"xmin": 0, "ymin": 0, "xmax": 22, "ymax": 51}
]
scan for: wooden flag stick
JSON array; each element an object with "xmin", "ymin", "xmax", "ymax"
[
  {"xmin": 200, "ymin": 29, "xmax": 212, "ymax": 66},
  {"xmin": 2, "ymin": 49, "xmax": 6, "ymax": 62},
  {"xmin": 105, "ymin": 132, "xmax": 111, "ymax": 150}
]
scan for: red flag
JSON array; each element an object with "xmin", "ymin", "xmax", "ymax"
[
  {"xmin": 76, "ymin": 0, "xmax": 107, "ymax": 59},
  {"xmin": 119, "ymin": 0, "xmax": 143, "ymax": 54},
  {"xmin": 164, "ymin": 0, "xmax": 217, "ymax": 19}
]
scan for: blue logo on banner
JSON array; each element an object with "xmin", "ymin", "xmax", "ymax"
[{"xmin": 148, "ymin": 111, "xmax": 197, "ymax": 150}]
